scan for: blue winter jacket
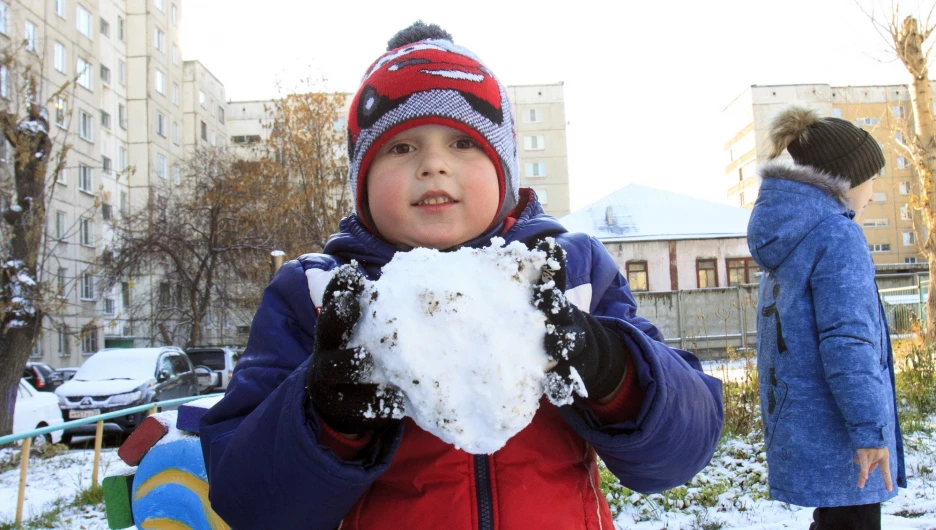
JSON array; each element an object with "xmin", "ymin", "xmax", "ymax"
[
  {"xmin": 199, "ymin": 194, "xmax": 724, "ymax": 529},
  {"xmin": 748, "ymin": 162, "xmax": 906, "ymax": 508}
]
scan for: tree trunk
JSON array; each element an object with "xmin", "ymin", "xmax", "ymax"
[{"xmin": 0, "ymin": 106, "xmax": 52, "ymax": 436}]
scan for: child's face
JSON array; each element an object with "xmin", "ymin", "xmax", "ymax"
[
  {"xmin": 366, "ymin": 124, "xmax": 500, "ymax": 249},
  {"xmin": 847, "ymin": 175, "xmax": 877, "ymax": 221}
]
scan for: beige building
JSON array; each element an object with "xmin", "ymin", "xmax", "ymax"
[
  {"xmin": 226, "ymin": 82, "xmax": 572, "ymax": 219},
  {"xmin": 723, "ymin": 83, "xmax": 924, "ymax": 265}
]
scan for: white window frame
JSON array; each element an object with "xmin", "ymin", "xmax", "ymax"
[
  {"xmin": 154, "ymin": 27, "xmax": 165, "ymax": 52},
  {"xmin": 78, "ymin": 110, "xmax": 94, "ymax": 141},
  {"xmin": 155, "ymin": 68, "xmax": 165, "ymax": 94},
  {"xmin": 199, "ymin": 90, "xmax": 206, "ymax": 109},
  {"xmin": 77, "ymin": 58, "xmax": 92, "ymax": 90},
  {"xmin": 156, "ymin": 112, "xmax": 166, "ymax": 137},
  {"xmin": 904, "ymin": 231, "xmax": 917, "ymax": 246},
  {"xmin": 0, "ymin": 64, "xmax": 8, "ymax": 99},
  {"xmin": 81, "ymin": 326, "xmax": 97, "ymax": 354},
  {"xmin": 0, "ymin": 3, "xmax": 7, "ymax": 35},
  {"xmin": 897, "ymin": 156, "xmax": 911, "ymax": 170},
  {"xmin": 76, "ymin": 4, "xmax": 92, "ymax": 38},
  {"xmin": 24, "ymin": 21, "xmax": 37, "ymax": 52},
  {"xmin": 901, "ymin": 205, "xmax": 912, "ymax": 221},
  {"xmin": 54, "ymin": 42, "xmax": 67, "ymax": 73},
  {"xmin": 172, "ymin": 121, "xmax": 181, "ymax": 145},
  {"xmin": 899, "ymin": 181, "xmax": 911, "ymax": 195},
  {"xmin": 156, "ymin": 153, "xmax": 167, "ymax": 179},
  {"xmin": 872, "ymin": 192, "xmax": 887, "ymax": 202},
  {"xmin": 119, "ymin": 146, "xmax": 128, "ymax": 173},
  {"xmin": 118, "ymin": 60, "xmax": 126, "ymax": 85},
  {"xmin": 893, "ymin": 105, "xmax": 906, "ymax": 119},
  {"xmin": 56, "ymin": 210, "xmax": 66, "ymax": 239},
  {"xmin": 524, "ymin": 162, "xmax": 547, "ymax": 177},
  {"xmin": 104, "ymin": 297, "xmax": 115, "ymax": 315},
  {"xmin": 78, "ymin": 163, "xmax": 93, "ymax": 193},
  {"xmin": 524, "ymin": 135, "xmax": 545, "ymax": 151},
  {"xmin": 172, "ymin": 83, "xmax": 179, "ymax": 105},
  {"xmin": 172, "ymin": 44, "xmax": 179, "ymax": 65},
  {"xmin": 100, "ymin": 17, "xmax": 109, "ymax": 38},
  {"xmin": 172, "ymin": 163, "xmax": 180, "ymax": 184},
  {"xmin": 79, "ymin": 217, "xmax": 94, "ymax": 247},
  {"xmin": 154, "ymin": 0, "xmax": 164, "ymax": 11},
  {"xmin": 523, "ymin": 108, "xmax": 543, "ymax": 123},
  {"xmin": 118, "ymin": 103, "xmax": 127, "ymax": 130},
  {"xmin": 55, "ymin": 0, "xmax": 66, "ymax": 18},
  {"xmin": 57, "ymin": 268, "xmax": 67, "ymax": 297},
  {"xmin": 117, "ymin": 16, "xmax": 124, "ymax": 41},
  {"xmin": 171, "ymin": 4, "xmax": 177, "ymax": 24},
  {"xmin": 101, "ymin": 109, "xmax": 111, "ymax": 129}
]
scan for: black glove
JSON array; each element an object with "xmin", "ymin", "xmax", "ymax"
[
  {"xmin": 306, "ymin": 264, "xmax": 405, "ymax": 434},
  {"xmin": 529, "ymin": 238, "xmax": 627, "ymax": 405}
]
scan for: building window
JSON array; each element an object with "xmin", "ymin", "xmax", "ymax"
[
  {"xmin": 895, "ymin": 131, "xmax": 905, "ymax": 145},
  {"xmin": 156, "ymin": 154, "xmax": 167, "ymax": 179},
  {"xmin": 697, "ymin": 259, "xmax": 718, "ymax": 288},
  {"xmin": 121, "ymin": 281, "xmax": 131, "ymax": 306},
  {"xmin": 57, "ymin": 267, "xmax": 67, "ymax": 296},
  {"xmin": 862, "ymin": 217, "xmax": 889, "ymax": 227},
  {"xmin": 199, "ymin": 90, "xmax": 206, "ymax": 108},
  {"xmin": 726, "ymin": 257, "xmax": 761, "ymax": 286},
  {"xmin": 56, "ymin": 168, "xmax": 66, "ymax": 184},
  {"xmin": 897, "ymin": 157, "xmax": 911, "ymax": 170},
  {"xmin": 525, "ymin": 162, "xmax": 547, "ymax": 177},
  {"xmin": 172, "ymin": 164, "xmax": 181, "ymax": 184},
  {"xmin": 0, "ymin": 65, "xmax": 8, "ymax": 99},
  {"xmin": 77, "ymin": 58, "xmax": 92, "ymax": 90},
  {"xmin": 78, "ymin": 164, "xmax": 93, "ymax": 192},
  {"xmin": 906, "ymin": 257, "xmax": 918, "ymax": 264},
  {"xmin": 118, "ymin": 60, "xmax": 126, "ymax": 85},
  {"xmin": 155, "ymin": 68, "xmax": 165, "ymax": 94},
  {"xmin": 118, "ymin": 104, "xmax": 127, "ymax": 129},
  {"xmin": 76, "ymin": 4, "xmax": 92, "ymax": 38},
  {"xmin": 102, "ymin": 155, "xmax": 112, "ymax": 175},
  {"xmin": 55, "ymin": 211, "xmax": 66, "ymax": 239},
  {"xmin": 117, "ymin": 16, "xmax": 124, "ymax": 40},
  {"xmin": 872, "ymin": 192, "xmax": 887, "ymax": 202},
  {"xmin": 200, "ymin": 121, "xmax": 207, "ymax": 141},
  {"xmin": 172, "ymin": 121, "xmax": 181, "ymax": 145},
  {"xmin": 532, "ymin": 188, "xmax": 549, "ymax": 204},
  {"xmin": 626, "ymin": 261, "xmax": 649, "ymax": 292},
  {"xmin": 81, "ymin": 325, "xmax": 97, "ymax": 354},
  {"xmin": 55, "ymin": 0, "xmax": 66, "ymax": 18},
  {"xmin": 154, "ymin": 0, "xmax": 164, "ymax": 11},
  {"xmin": 78, "ymin": 110, "xmax": 93, "ymax": 141},
  {"xmin": 54, "ymin": 42, "xmax": 67, "ymax": 73},
  {"xmin": 218, "ymin": 106, "xmax": 225, "ymax": 124},
  {"xmin": 869, "ymin": 243, "xmax": 891, "ymax": 253},
  {"xmin": 100, "ymin": 111, "xmax": 112, "ymax": 130},
  {"xmin": 156, "ymin": 112, "xmax": 166, "ymax": 137},
  {"xmin": 119, "ymin": 147, "xmax": 128, "ymax": 173},
  {"xmin": 58, "ymin": 324, "xmax": 70, "ymax": 356},
  {"xmin": 100, "ymin": 64, "xmax": 110, "ymax": 84},
  {"xmin": 901, "ymin": 205, "xmax": 912, "ymax": 221},
  {"xmin": 523, "ymin": 135, "xmax": 545, "ymax": 150},
  {"xmin": 172, "ymin": 83, "xmax": 179, "ymax": 105},
  {"xmin": 154, "ymin": 27, "xmax": 165, "ymax": 52},
  {"xmin": 900, "ymin": 181, "xmax": 911, "ymax": 195},
  {"xmin": 210, "ymin": 130, "xmax": 216, "ymax": 146},
  {"xmin": 858, "ymin": 117, "xmax": 880, "ymax": 126},
  {"xmin": 100, "ymin": 17, "xmax": 110, "ymax": 37},
  {"xmin": 172, "ymin": 44, "xmax": 179, "ymax": 65},
  {"xmin": 0, "ymin": 2, "xmax": 6, "ymax": 35},
  {"xmin": 24, "ymin": 21, "xmax": 37, "ymax": 52},
  {"xmin": 904, "ymin": 231, "xmax": 916, "ymax": 246},
  {"xmin": 119, "ymin": 190, "xmax": 128, "ymax": 215},
  {"xmin": 104, "ymin": 297, "xmax": 115, "ymax": 315},
  {"xmin": 523, "ymin": 108, "xmax": 544, "ymax": 123},
  {"xmin": 893, "ymin": 105, "xmax": 906, "ymax": 119},
  {"xmin": 79, "ymin": 217, "xmax": 94, "ymax": 246},
  {"xmin": 102, "ymin": 203, "xmax": 113, "ymax": 221}
]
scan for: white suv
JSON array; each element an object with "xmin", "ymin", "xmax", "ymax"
[{"xmin": 186, "ymin": 346, "xmax": 240, "ymax": 394}]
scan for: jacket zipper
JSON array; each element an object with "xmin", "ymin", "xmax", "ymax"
[{"xmin": 474, "ymin": 455, "xmax": 494, "ymax": 530}]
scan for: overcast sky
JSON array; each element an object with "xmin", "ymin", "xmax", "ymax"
[{"xmin": 180, "ymin": 0, "xmax": 922, "ymax": 211}]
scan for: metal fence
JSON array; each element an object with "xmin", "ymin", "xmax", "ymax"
[{"xmin": 879, "ymin": 281, "xmax": 928, "ymax": 336}]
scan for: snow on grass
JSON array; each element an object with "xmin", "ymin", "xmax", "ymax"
[
  {"xmin": 350, "ymin": 238, "xmax": 549, "ymax": 454},
  {"xmin": 0, "ymin": 445, "xmax": 123, "ymax": 529}
]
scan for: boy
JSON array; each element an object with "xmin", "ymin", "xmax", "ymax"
[{"xmin": 200, "ymin": 22, "xmax": 723, "ymax": 529}]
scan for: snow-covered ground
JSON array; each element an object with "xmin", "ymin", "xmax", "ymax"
[{"xmin": 1, "ymin": 423, "xmax": 933, "ymax": 529}]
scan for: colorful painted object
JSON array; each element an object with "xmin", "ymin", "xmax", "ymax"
[
  {"xmin": 118, "ymin": 416, "xmax": 170, "ymax": 466},
  {"xmin": 102, "ymin": 473, "xmax": 134, "ymax": 529}
]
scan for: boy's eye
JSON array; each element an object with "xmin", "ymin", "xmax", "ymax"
[
  {"xmin": 389, "ymin": 144, "xmax": 414, "ymax": 155},
  {"xmin": 453, "ymin": 138, "xmax": 477, "ymax": 149}
]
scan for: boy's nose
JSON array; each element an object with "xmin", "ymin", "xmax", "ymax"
[{"xmin": 418, "ymin": 148, "xmax": 451, "ymax": 177}]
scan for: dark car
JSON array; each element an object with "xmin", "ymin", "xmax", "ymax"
[
  {"xmin": 23, "ymin": 362, "xmax": 64, "ymax": 392},
  {"xmin": 55, "ymin": 367, "xmax": 79, "ymax": 382},
  {"xmin": 54, "ymin": 347, "xmax": 199, "ymax": 443}
]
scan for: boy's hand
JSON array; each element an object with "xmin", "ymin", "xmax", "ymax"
[
  {"xmin": 528, "ymin": 238, "xmax": 627, "ymax": 406},
  {"xmin": 306, "ymin": 264, "xmax": 405, "ymax": 435},
  {"xmin": 854, "ymin": 447, "xmax": 893, "ymax": 491}
]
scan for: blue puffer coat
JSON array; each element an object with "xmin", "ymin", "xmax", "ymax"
[
  {"xmin": 199, "ymin": 192, "xmax": 724, "ymax": 529},
  {"xmin": 748, "ymin": 162, "xmax": 906, "ymax": 508}
]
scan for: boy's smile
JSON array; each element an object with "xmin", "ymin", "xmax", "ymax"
[{"xmin": 367, "ymin": 124, "xmax": 500, "ymax": 250}]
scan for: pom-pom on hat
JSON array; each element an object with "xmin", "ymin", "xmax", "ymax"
[
  {"xmin": 767, "ymin": 105, "xmax": 885, "ymax": 188},
  {"xmin": 347, "ymin": 21, "xmax": 519, "ymax": 234}
]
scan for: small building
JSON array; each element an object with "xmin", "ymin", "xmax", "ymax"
[{"xmin": 559, "ymin": 184, "xmax": 755, "ymax": 293}]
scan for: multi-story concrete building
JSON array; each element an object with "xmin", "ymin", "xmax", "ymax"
[
  {"xmin": 723, "ymin": 83, "xmax": 925, "ymax": 265},
  {"xmin": 226, "ymin": 82, "xmax": 572, "ymax": 219},
  {"xmin": 1, "ymin": 0, "xmax": 233, "ymax": 368}
]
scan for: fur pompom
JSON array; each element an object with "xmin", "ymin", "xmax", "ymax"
[
  {"xmin": 386, "ymin": 21, "xmax": 453, "ymax": 51},
  {"xmin": 768, "ymin": 106, "xmax": 819, "ymax": 159}
]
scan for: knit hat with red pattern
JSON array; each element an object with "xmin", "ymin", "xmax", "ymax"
[{"xmin": 347, "ymin": 22, "xmax": 519, "ymax": 234}]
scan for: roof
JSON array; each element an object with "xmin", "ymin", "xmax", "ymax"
[
  {"xmin": 558, "ymin": 184, "xmax": 751, "ymax": 242},
  {"xmin": 92, "ymin": 347, "xmax": 180, "ymax": 361}
]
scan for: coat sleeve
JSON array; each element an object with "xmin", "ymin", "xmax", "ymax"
[
  {"xmin": 556, "ymin": 235, "xmax": 724, "ymax": 493},
  {"xmin": 808, "ymin": 218, "xmax": 891, "ymax": 450},
  {"xmin": 198, "ymin": 258, "xmax": 402, "ymax": 530}
]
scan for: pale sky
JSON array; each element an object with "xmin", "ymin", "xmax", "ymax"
[{"xmin": 181, "ymin": 0, "xmax": 920, "ymax": 211}]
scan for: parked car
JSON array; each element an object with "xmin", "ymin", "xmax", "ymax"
[
  {"xmin": 14, "ymin": 379, "xmax": 64, "ymax": 445},
  {"xmin": 55, "ymin": 347, "xmax": 199, "ymax": 443},
  {"xmin": 55, "ymin": 367, "xmax": 79, "ymax": 382},
  {"xmin": 23, "ymin": 362, "xmax": 64, "ymax": 392},
  {"xmin": 185, "ymin": 346, "xmax": 240, "ymax": 394}
]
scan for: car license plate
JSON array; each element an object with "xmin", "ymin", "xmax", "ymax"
[{"xmin": 70, "ymin": 409, "xmax": 101, "ymax": 419}]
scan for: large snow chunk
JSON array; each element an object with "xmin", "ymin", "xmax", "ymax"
[{"xmin": 349, "ymin": 238, "xmax": 549, "ymax": 454}]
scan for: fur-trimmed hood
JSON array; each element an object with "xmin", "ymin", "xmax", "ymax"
[{"xmin": 747, "ymin": 161, "xmax": 857, "ymax": 271}]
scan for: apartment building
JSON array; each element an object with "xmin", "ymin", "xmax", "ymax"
[
  {"xmin": 723, "ymin": 84, "xmax": 925, "ymax": 265},
  {"xmin": 227, "ymin": 82, "xmax": 572, "ymax": 219},
  {"xmin": 0, "ymin": 0, "xmax": 233, "ymax": 368}
]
